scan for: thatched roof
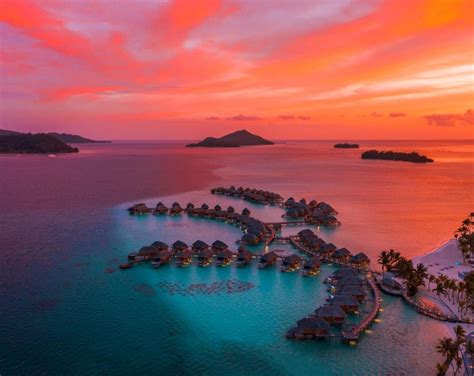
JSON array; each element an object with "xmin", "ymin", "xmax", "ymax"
[
  {"xmin": 192, "ymin": 240, "xmax": 209, "ymax": 250},
  {"xmin": 214, "ymin": 204, "xmax": 222, "ymax": 211},
  {"xmin": 241, "ymin": 233, "xmax": 260, "ymax": 244},
  {"xmin": 297, "ymin": 317, "xmax": 330, "ymax": 331},
  {"xmin": 172, "ymin": 240, "xmax": 188, "ymax": 250},
  {"xmin": 334, "ymin": 247, "xmax": 351, "ymax": 257},
  {"xmin": 138, "ymin": 246, "xmax": 156, "ymax": 255},
  {"xmin": 298, "ymin": 229, "xmax": 314, "ymax": 237},
  {"xmin": 330, "ymin": 295, "xmax": 359, "ymax": 307},
  {"xmin": 338, "ymin": 276, "xmax": 364, "ymax": 286},
  {"xmin": 242, "ymin": 208, "xmax": 251, "ymax": 216},
  {"xmin": 151, "ymin": 241, "xmax": 169, "ymax": 251},
  {"xmin": 314, "ymin": 305, "xmax": 346, "ymax": 319},
  {"xmin": 227, "ymin": 206, "xmax": 235, "ymax": 213},
  {"xmin": 340, "ymin": 286, "xmax": 366, "ymax": 297},
  {"xmin": 332, "ymin": 268, "xmax": 359, "ymax": 279},
  {"xmin": 283, "ymin": 254, "xmax": 303, "ymax": 265},
  {"xmin": 237, "ymin": 248, "xmax": 253, "ymax": 261},
  {"xmin": 352, "ymin": 252, "xmax": 370, "ymax": 262},
  {"xmin": 260, "ymin": 251, "xmax": 278, "ymax": 262},
  {"xmin": 201, "ymin": 203, "xmax": 209, "ymax": 210},
  {"xmin": 212, "ymin": 240, "xmax": 228, "ymax": 249}
]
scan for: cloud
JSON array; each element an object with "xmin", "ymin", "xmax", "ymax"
[
  {"xmin": 279, "ymin": 115, "xmax": 311, "ymax": 120},
  {"xmin": 424, "ymin": 109, "xmax": 473, "ymax": 127},
  {"xmin": 225, "ymin": 114, "xmax": 262, "ymax": 121},
  {"xmin": 205, "ymin": 116, "xmax": 220, "ymax": 120},
  {"xmin": 389, "ymin": 112, "xmax": 406, "ymax": 117},
  {"xmin": 371, "ymin": 112, "xmax": 383, "ymax": 117}
]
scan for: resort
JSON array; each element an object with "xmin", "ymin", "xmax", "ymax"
[{"xmin": 120, "ymin": 188, "xmax": 471, "ymax": 355}]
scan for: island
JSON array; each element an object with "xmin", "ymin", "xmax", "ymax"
[
  {"xmin": 186, "ymin": 129, "xmax": 274, "ymax": 148},
  {"xmin": 334, "ymin": 143, "xmax": 359, "ymax": 149},
  {"xmin": 361, "ymin": 150, "xmax": 434, "ymax": 163},
  {"xmin": 0, "ymin": 129, "xmax": 110, "ymax": 143},
  {"xmin": 0, "ymin": 133, "xmax": 79, "ymax": 154}
]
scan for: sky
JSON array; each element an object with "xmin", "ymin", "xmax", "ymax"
[{"xmin": 0, "ymin": 0, "xmax": 473, "ymax": 140}]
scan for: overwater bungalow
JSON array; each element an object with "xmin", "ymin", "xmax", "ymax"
[
  {"xmin": 227, "ymin": 206, "xmax": 235, "ymax": 213},
  {"xmin": 285, "ymin": 197, "xmax": 296, "ymax": 207},
  {"xmin": 320, "ymin": 243, "xmax": 337, "ymax": 256},
  {"xmin": 151, "ymin": 241, "xmax": 169, "ymax": 252},
  {"xmin": 201, "ymin": 203, "xmax": 209, "ymax": 210},
  {"xmin": 211, "ymin": 187, "xmax": 226, "ymax": 194},
  {"xmin": 313, "ymin": 305, "xmax": 347, "ymax": 325},
  {"xmin": 185, "ymin": 202, "xmax": 195, "ymax": 212},
  {"xmin": 298, "ymin": 229, "xmax": 314, "ymax": 241},
  {"xmin": 236, "ymin": 248, "xmax": 253, "ymax": 267},
  {"xmin": 242, "ymin": 208, "xmax": 251, "ymax": 216},
  {"xmin": 241, "ymin": 233, "xmax": 261, "ymax": 245},
  {"xmin": 170, "ymin": 202, "xmax": 183, "ymax": 215},
  {"xmin": 308, "ymin": 200, "xmax": 318, "ymax": 208},
  {"xmin": 128, "ymin": 203, "xmax": 150, "ymax": 215},
  {"xmin": 312, "ymin": 213, "xmax": 340, "ymax": 226},
  {"xmin": 337, "ymin": 276, "xmax": 364, "ymax": 287},
  {"xmin": 258, "ymin": 251, "xmax": 278, "ymax": 269},
  {"xmin": 192, "ymin": 240, "xmax": 209, "ymax": 254},
  {"xmin": 212, "ymin": 240, "xmax": 228, "ymax": 253},
  {"xmin": 281, "ymin": 254, "xmax": 303, "ymax": 272},
  {"xmin": 127, "ymin": 252, "xmax": 138, "ymax": 260},
  {"xmin": 315, "ymin": 202, "xmax": 338, "ymax": 215},
  {"xmin": 329, "ymin": 295, "xmax": 359, "ymax": 314},
  {"xmin": 152, "ymin": 250, "xmax": 173, "ymax": 268},
  {"xmin": 197, "ymin": 248, "xmax": 214, "ymax": 266},
  {"xmin": 351, "ymin": 252, "xmax": 370, "ymax": 268},
  {"xmin": 214, "ymin": 204, "xmax": 222, "ymax": 211},
  {"xmin": 333, "ymin": 248, "xmax": 352, "ymax": 263},
  {"xmin": 172, "ymin": 240, "xmax": 189, "ymax": 254},
  {"xmin": 175, "ymin": 249, "xmax": 193, "ymax": 267},
  {"xmin": 216, "ymin": 248, "xmax": 234, "ymax": 267},
  {"xmin": 339, "ymin": 286, "xmax": 366, "ymax": 302},
  {"xmin": 155, "ymin": 202, "xmax": 168, "ymax": 215},
  {"xmin": 138, "ymin": 245, "xmax": 158, "ymax": 258},
  {"xmin": 307, "ymin": 238, "xmax": 326, "ymax": 252},
  {"xmin": 332, "ymin": 268, "xmax": 359, "ymax": 280},
  {"xmin": 302, "ymin": 257, "xmax": 321, "ymax": 276},
  {"xmin": 288, "ymin": 317, "xmax": 331, "ymax": 340}
]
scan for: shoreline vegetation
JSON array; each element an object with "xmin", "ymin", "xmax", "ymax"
[
  {"xmin": 0, "ymin": 133, "xmax": 79, "ymax": 154},
  {"xmin": 0, "ymin": 128, "xmax": 110, "ymax": 144},
  {"xmin": 186, "ymin": 129, "xmax": 273, "ymax": 148},
  {"xmin": 361, "ymin": 149, "xmax": 434, "ymax": 163},
  {"xmin": 378, "ymin": 214, "xmax": 474, "ymax": 375},
  {"xmin": 334, "ymin": 143, "xmax": 359, "ymax": 149}
]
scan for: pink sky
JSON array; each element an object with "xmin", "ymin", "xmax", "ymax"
[{"xmin": 1, "ymin": 0, "xmax": 473, "ymax": 140}]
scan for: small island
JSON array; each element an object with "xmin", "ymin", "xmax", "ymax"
[
  {"xmin": 0, "ymin": 129, "xmax": 110, "ymax": 144},
  {"xmin": 0, "ymin": 133, "xmax": 79, "ymax": 154},
  {"xmin": 361, "ymin": 150, "xmax": 433, "ymax": 163},
  {"xmin": 334, "ymin": 143, "xmax": 359, "ymax": 149},
  {"xmin": 186, "ymin": 129, "xmax": 273, "ymax": 148}
]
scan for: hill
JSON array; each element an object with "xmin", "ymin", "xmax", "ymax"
[
  {"xmin": 0, "ymin": 134, "xmax": 79, "ymax": 154},
  {"xmin": 0, "ymin": 129, "xmax": 109, "ymax": 143},
  {"xmin": 187, "ymin": 130, "xmax": 273, "ymax": 147}
]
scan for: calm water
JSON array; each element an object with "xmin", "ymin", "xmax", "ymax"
[{"xmin": 0, "ymin": 140, "xmax": 472, "ymax": 375}]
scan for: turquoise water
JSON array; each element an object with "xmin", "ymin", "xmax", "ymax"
[
  {"xmin": 0, "ymin": 190, "xmax": 446, "ymax": 375},
  {"xmin": 2, "ymin": 140, "xmax": 472, "ymax": 375}
]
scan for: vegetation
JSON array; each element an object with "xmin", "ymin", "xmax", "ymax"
[
  {"xmin": 361, "ymin": 150, "xmax": 434, "ymax": 163},
  {"xmin": 454, "ymin": 213, "xmax": 474, "ymax": 263},
  {"xmin": 186, "ymin": 129, "xmax": 274, "ymax": 147},
  {"xmin": 334, "ymin": 143, "xmax": 359, "ymax": 149},
  {"xmin": 435, "ymin": 325, "xmax": 467, "ymax": 375},
  {"xmin": 378, "ymin": 249, "xmax": 428, "ymax": 296},
  {"xmin": 0, "ymin": 134, "xmax": 79, "ymax": 154}
]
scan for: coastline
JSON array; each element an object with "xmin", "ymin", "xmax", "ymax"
[{"xmin": 413, "ymin": 239, "xmax": 474, "ymax": 337}]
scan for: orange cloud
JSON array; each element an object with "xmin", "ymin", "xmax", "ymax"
[{"xmin": 424, "ymin": 109, "xmax": 473, "ymax": 127}]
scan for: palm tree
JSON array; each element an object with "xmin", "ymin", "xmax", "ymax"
[
  {"xmin": 428, "ymin": 274, "xmax": 436, "ymax": 290},
  {"xmin": 378, "ymin": 250, "xmax": 390, "ymax": 274},
  {"xmin": 453, "ymin": 325, "xmax": 466, "ymax": 344},
  {"xmin": 415, "ymin": 263, "xmax": 428, "ymax": 284},
  {"xmin": 433, "ymin": 283, "xmax": 446, "ymax": 298},
  {"xmin": 387, "ymin": 249, "xmax": 401, "ymax": 271},
  {"xmin": 436, "ymin": 362, "xmax": 448, "ymax": 376}
]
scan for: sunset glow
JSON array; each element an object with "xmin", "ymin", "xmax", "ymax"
[{"xmin": 1, "ymin": 0, "xmax": 473, "ymax": 139}]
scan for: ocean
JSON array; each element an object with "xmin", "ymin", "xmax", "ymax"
[{"xmin": 0, "ymin": 140, "xmax": 472, "ymax": 375}]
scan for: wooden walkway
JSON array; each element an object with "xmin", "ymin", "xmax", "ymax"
[
  {"xmin": 341, "ymin": 277, "xmax": 382, "ymax": 342},
  {"xmin": 267, "ymin": 221, "xmax": 308, "ymax": 226}
]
